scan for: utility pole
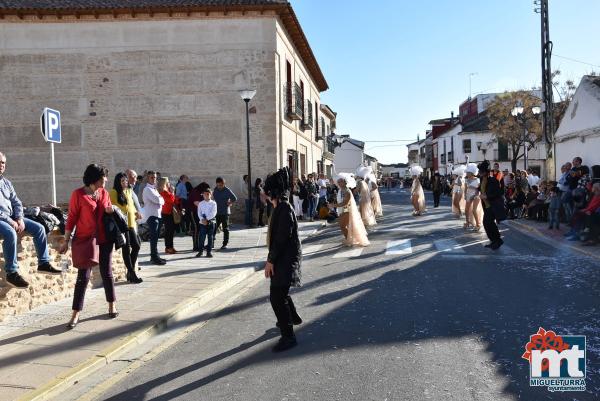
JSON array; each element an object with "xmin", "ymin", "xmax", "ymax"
[{"xmin": 535, "ymin": 0, "xmax": 555, "ymax": 179}]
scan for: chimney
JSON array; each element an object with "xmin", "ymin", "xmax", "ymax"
[{"xmin": 451, "ymin": 111, "xmax": 454, "ymax": 124}]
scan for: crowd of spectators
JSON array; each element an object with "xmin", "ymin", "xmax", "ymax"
[{"xmin": 500, "ymin": 157, "xmax": 600, "ymax": 246}]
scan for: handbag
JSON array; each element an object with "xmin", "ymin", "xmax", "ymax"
[
  {"xmin": 71, "ymin": 236, "xmax": 99, "ymax": 269},
  {"xmin": 172, "ymin": 207, "xmax": 182, "ymax": 225}
]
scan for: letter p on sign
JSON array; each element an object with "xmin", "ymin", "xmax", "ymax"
[{"xmin": 40, "ymin": 107, "xmax": 61, "ymax": 144}]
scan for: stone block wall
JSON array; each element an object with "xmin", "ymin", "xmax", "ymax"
[
  {"xmin": 0, "ymin": 231, "xmax": 126, "ymax": 322},
  {"xmin": 0, "ymin": 17, "xmax": 280, "ymax": 216}
]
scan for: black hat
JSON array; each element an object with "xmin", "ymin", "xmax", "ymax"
[
  {"xmin": 478, "ymin": 160, "xmax": 491, "ymax": 173},
  {"xmin": 264, "ymin": 167, "xmax": 292, "ymax": 200}
]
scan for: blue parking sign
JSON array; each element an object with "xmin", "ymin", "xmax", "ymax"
[{"xmin": 40, "ymin": 108, "xmax": 61, "ymax": 143}]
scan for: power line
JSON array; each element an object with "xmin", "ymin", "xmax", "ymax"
[
  {"xmin": 363, "ymin": 139, "xmax": 415, "ymax": 143},
  {"xmin": 553, "ymin": 54, "xmax": 600, "ymax": 69}
]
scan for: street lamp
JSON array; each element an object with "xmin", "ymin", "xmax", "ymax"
[
  {"xmin": 240, "ymin": 89, "xmax": 256, "ymax": 227},
  {"xmin": 511, "ymin": 101, "xmax": 541, "ymax": 171}
]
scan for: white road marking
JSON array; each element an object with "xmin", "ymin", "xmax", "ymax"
[
  {"xmin": 333, "ymin": 247, "xmax": 364, "ymax": 258},
  {"xmin": 385, "ymin": 239, "xmax": 413, "ymax": 255},
  {"xmin": 433, "ymin": 239, "xmax": 465, "ymax": 253}
]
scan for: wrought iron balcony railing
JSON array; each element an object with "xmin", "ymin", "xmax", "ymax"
[
  {"xmin": 302, "ymin": 100, "xmax": 313, "ymax": 130},
  {"xmin": 284, "ymin": 82, "xmax": 303, "ymax": 121}
]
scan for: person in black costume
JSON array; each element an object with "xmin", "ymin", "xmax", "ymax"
[
  {"xmin": 478, "ymin": 160, "xmax": 507, "ymax": 250},
  {"xmin": 263, "ymin": 167, "xmax": 303, "ymax": 352}
]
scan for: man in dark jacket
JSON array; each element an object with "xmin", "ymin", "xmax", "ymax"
[
  {"xmin": 264, "ymin": 167, "xmax": 302, "ymax": 352},
  {"xmin": 213, "ymin": 177, "xmax": 237, "ymax": 249},
  {"xmin": 432, "ymin": 172, "xmax": 442, "ymax": 207},
  {"xmin": 479, "ymin": 160, "xmax": 506, "ymax": 250}
]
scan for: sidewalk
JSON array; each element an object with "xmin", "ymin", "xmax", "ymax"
[
  {"xmin": 0, "ymin": 221, "xmax": 324, "ymax": 401},
  {"xmin": 504, "ymin": 217, "xmax": 600, "ymax": 261}
]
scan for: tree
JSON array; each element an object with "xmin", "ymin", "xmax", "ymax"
[
  {"xmin": 486, "ymin": 90, "xmax": 542, "ymax": 173},
  {"xmin": 552, "ymin": 69, "xmax": 578, "ymax": 125}
]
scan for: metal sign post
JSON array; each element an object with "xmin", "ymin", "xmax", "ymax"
[{"xmin": 40, "ymin": 107, "xmax": 61, "ymax": 206}]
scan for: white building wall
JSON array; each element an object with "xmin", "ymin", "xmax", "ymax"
[
  {"xmin": 333, "ymin": 141, "xmax": 364, "ymax": 173},
  {"xmin": 554, "ymin": 76, "xmax": 600, "ymax": 172}
]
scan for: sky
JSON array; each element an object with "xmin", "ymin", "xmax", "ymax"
[{"xmin": 290, "ymin": 0, "xmax": 600, "ymax": 164}]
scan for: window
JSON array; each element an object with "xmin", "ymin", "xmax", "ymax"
[
  {"xmin": 317, "ymin": 160, "xmax": 324, "ymax": 175},
  {"xmin": 300, "ymin": 80, "xmax": 305, "ymax": 116},
  {"xmin": 300, "ymin": 153, "xmax": 306, "ymax": 176},
  {"xmin": 287, "ymin": 150, "xmax": 298, "ymax": 177},
  {"xmin": 314, "ymin": 102, "xmax": 319, "ymax": 140},
  {"xmin": 497, "ymin": 140, "xmax": 509, "ymax": 161},
  {"xmin": 463, "ymin": 139, "xmax": 472, "ymax": 153}
]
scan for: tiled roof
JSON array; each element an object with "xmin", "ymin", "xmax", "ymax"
[
  {"xmin": 0, "ymin": 1, "xmax": 287, "ymax": 9},
  {"xmin": 461, "ymin": 113, "xmax": 490, "ymax": 133}
]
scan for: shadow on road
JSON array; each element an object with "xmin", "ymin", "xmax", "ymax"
[{"xmin": 102, "ymin": 190, "xmax": 600, "ymax": 401}]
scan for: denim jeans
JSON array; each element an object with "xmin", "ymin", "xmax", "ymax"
[
  {"xmin": 147, "ymin": 216, "xmax": 161, "ymax": 258},
  {"xmin": 561, "ymin": 191, "xmax": 573, "ymax": 223},
  {"xmin": 307, "ymin": 197, "xmax": 317, "ymax": 219},
  {"xmin": 549, "ymin": 208, "xmax": 560, "ymax": 228},
  {"xmin": 0, "ymin": 218, "xmax": 50, "ymax": 274},
  {"xmin": 198, "ymin": 221, "xmax": 215, "ymax": 252},
  {"xmin": 215, "ymin": 214, "xmax": 230, "ymax": 245}
]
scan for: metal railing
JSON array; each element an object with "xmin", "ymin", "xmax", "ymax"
[
  {"xmin": 302, "ymin": 100, "xmax": 313, "ymax": 129},
  {"xmin": 284, "ymin": 82, "xmax": 303, "ymax": 120}
]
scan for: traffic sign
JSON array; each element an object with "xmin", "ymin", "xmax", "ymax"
[{"xmin": 40, "ymin": 107, "xmax": 61, "ymax": 144}]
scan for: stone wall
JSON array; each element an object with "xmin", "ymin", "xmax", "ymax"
[
  {"xmin": 0, "ymin": 17, "xmax": 279, "ymax": 210},
  {"xmin": 0, "ymin": 231, "xmax": 127, "ymax": 322}
]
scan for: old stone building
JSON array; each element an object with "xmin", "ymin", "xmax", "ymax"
[{"xmin": 0, "ymin": 0, "xmax": 328, "ymax": 205}]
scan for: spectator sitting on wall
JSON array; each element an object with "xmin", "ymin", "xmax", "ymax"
[
  {"xmin": 0, "ymin": 152, "xmax": 61, "ymax": 289},
  {"xmin": 506, "ymin": 186, "xmax": 526, "ymax": 219},
  {"xmin": 523, "ymin": 185, "xmax": 540, "ymax": 219},
  {"xmin": 565, "ymin": 183, "xmax": 600, "ymax": 242}
]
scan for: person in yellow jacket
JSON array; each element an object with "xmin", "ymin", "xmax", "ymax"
[{"xmin": 110, "ymin": 172, "xmax": 143, "ymax": 283}]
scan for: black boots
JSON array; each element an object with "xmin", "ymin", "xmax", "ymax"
[
  {"xmin": 126, "ymin": 271, "xmax": 143, "ymax": 284},
  {"xmin": 272, "ymin": 334, "xmax": 297, "ymax": 352}
]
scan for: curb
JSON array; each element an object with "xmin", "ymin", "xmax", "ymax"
[
  {"xmin": 19, "ymin": 221, "xmax": 327, "ymax": 401},
  {"xmin": 505, "ymin": 219, "xmax": 600, "ymax": 261}
]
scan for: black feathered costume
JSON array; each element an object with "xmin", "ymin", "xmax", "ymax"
[{"xmin": 264, "ymin": 167, "xmax": 302, "ymax": 346}]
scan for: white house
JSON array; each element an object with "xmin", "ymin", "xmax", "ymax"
[
  {"xmin": 554, "ymin": 75, "xmax": 600, "ymax": 174},
  {"xmin": 332, "ymin": 136, "xmax": 366, "ymax": 174}
]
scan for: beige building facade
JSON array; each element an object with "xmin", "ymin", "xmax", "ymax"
[{"xmin": 0, "ymin": 1, "xmax": 328, "ymax": 205}]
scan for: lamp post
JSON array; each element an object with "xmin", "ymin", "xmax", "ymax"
[
  {"xmin": 511, "ymin": 101, "xmax": 541, "ymax": 171},
  {"xmin": 240, "ymin": 89, "xmax": 256, "ymax": 227}
]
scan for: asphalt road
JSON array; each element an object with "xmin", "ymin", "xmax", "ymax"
[{"xmin": 99, "ymin": 189, "xmax": 600, "ymax": 401}]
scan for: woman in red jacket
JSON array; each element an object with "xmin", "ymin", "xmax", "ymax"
[
  {"xmin": 158, "ymin": 177, "xmax": 179, "ymax": 254},
  {"xmin": 60, "ymin": 164, "xmax": 117, "ymax": 329}
]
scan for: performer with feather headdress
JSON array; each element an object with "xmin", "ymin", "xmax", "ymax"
[
  {"xmin": 331, "ymin": 173, "xmax": 370, "ymax": 247},
  {"xmin": 410, "ymin": 166, "xmax": 426, "ymax": 216},
  {"xmin": 355, "ymin": 166, "xmax": 377, "ymax": 228}
]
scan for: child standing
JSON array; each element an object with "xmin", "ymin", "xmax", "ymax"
[
  {"xmin": 196, "ymin": 188, "xmax": 217, "ymax": 258},
  {"xmin": 548, "ymin": 186, "xmax": 561, "ymax": 229}
]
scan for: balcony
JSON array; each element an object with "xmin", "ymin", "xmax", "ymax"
[
  {"xmin": 284, "ymin": 82, "xmax": 303, "ymax": 121},
  {"xmin": 316, "ymin": 117, "xmax": 326, "ymax": 141},
  {"xmin": 302, "ymin": 100, "xmax": 313, "ymax": 130}
]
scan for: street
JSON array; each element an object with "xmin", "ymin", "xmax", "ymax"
[{"xmin": 97, "ymin": 190, "xmax": 599, "ymax": 401}]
